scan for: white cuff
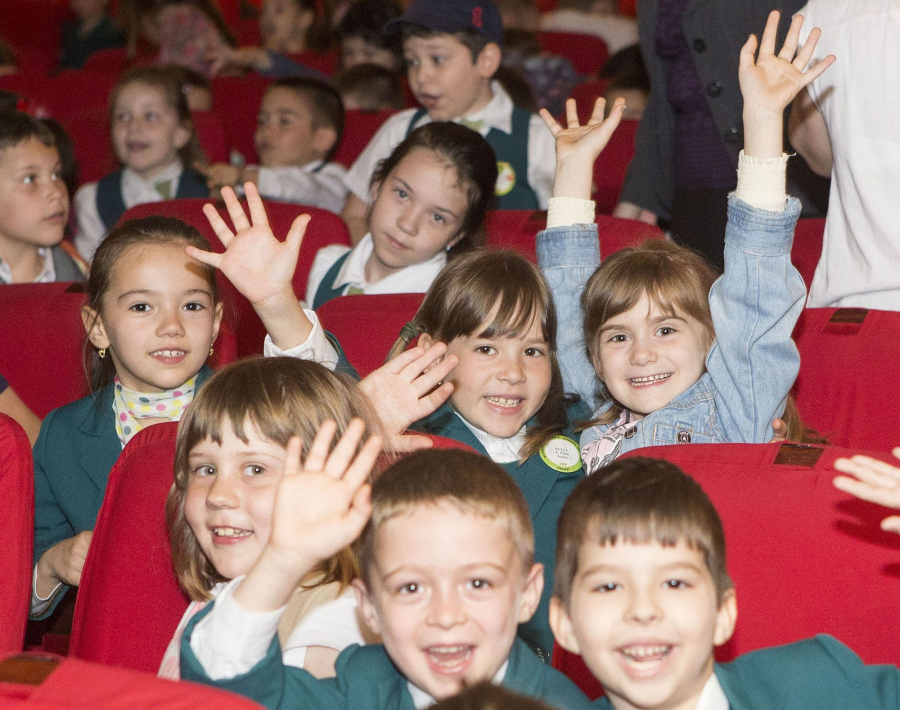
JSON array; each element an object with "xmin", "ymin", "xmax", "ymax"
[
  {"xmin": 547, "ymin": 196, "xmax": 596, "ymax": 229},
  {"xmin": 31, "ymin": 565, "xmax": 62, "ymax": 617},
  {"xmin": 263, "ymin": 308, "xmax": 339, "ymax": 371},
  {"xmin": 190, "ymin": 576, "xmax": 286, "ymax": 680},
  {"xmin": 734, "ymin": 151, "xmax": 789, "ymax": 212}
]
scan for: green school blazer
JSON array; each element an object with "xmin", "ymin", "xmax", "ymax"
[
  {"xmin": 591, "ymin": 635, "xmax": 900, "ymax": 710},
  {"xmin": 413, "ymin": 400, "xmax": 592, "ymax": 662},
  {"xmin": 181, "ymin": 608, "xmax": 592, "ymax": 710},
  {"xmin": 31, "ymin": 365, "xmax": 214, "ymax": 618}
]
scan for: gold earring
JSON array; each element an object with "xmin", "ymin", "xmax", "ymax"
[
  {"xmin": 98, "ymin": 347, "xmax": 106, "ymax": 359},
  {"xmin": 208, "ymin": 345, "xmax": 214, "ymax": 357}
]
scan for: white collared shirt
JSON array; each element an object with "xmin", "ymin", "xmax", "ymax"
[
  {"xmin": 303, "ymin": 233, "xmax": 446, "ymax": 307},
  {"xmin": 74, "ymin": 161, "xmax": 186, "ymax": 261},
  {"xmin": 696, "ymin": 672, "xmax": 730, "ymax": 710},
  {"xmin": 0, "ymin": 247, "xmax": 55, "ymax": 285},
  {"xmin": 407, "ymin": 661, "xmax": 510, "ymax": 709},
  {"xmin": 343, "ymin": 82, "xmax": 555, "ymax": 209},
  {"xmin": 251, "ymin": 160, "xmax": 348, "ymax": 214},
  {"xmin": 456, "ymin": 412, "xmax": 526, "ymax": 464}
]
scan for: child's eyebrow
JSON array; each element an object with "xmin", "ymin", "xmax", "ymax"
[
  {"xmin": 117, "ymin": 288, "xmax": 212, "ymax": 301},
  {"xmin": 598, "ymin": 322, "xmax": 629, "ymax": 335},
  {"xmin": 651, "ymin": 313, "xmax": 687, "ymax": 324}
]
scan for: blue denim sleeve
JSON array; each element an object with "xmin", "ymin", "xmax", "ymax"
[
  {"xmin": 536, "ymin": 224, "xmax": 601, "ymax": 409},
  {"xmin": 707, "ymin": 195, "xmax": 805, "ymax": 443}
]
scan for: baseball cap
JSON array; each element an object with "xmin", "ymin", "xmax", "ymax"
[{"xmin": 383, "ymin": 0, "xmax": 504, "ymax": 46}]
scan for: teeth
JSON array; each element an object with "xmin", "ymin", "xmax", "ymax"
[
  {"xmin": 485, "ymin": 396, "xmax": 522, "ymax": 408},
  {"xmin": 212, "ymin": 527, "xmax": 251, "ymax": 538},
  {"xmin": 629, "ymin": 373, "xmax": 671, "ymax": 385},
  {"xmin": 153, "ymin": 350, "xmax": 185, "ymax": 357},
  {"xmin": 621, "ymin": 645, "xmax": 669, "ymax": 660},
  {"xmin": 429, "ymin": 646, "xmax": 469, "ymax": 655}
]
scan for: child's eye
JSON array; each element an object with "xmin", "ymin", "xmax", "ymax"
[
  {"xmin": 51, "ymin": 170, "xmax": 62, "ymax": 181},
  {"xmin": 432, "ymin": 55, "xmax": 445, "ymax": 65},
  {"xmin": 524, "ymin": 347, "xmax": 545, "ymax": 357},
  {"xmin": 184, "ymin": 301, "xmax": 206, "ymax": 312},
  {"xmin": 394, "ymin": 187, "xmax": 408, "ymax": 199},
  {"xmin": 431, "ymin": 213, "xmax": 446, "ymax": 224},
  {"xmin": 22, "ymin": 173, "xmax": 36, "ymax": 185},
  {"xmin": 398, "ymin": 582, "xmax": 420, "ymax": 595},
  {"xmin": 593, "ymin": 582, "xmax": 620, "ymax": 593},
  {"xmin": 115, "ymin": 111, "xmax": 131, "ymax": 123},
  {"xmin": 467, "ymin": 578, "xmax": 491, "ymax": 591},
  {"xmin": 193, "ymin": 464, "xmax": 215, "ymax": 477},
  {"xmin": 244, "ymin": 464, "xmax": 266, "ymax": 476},
  {"xmin": 665, "ymin": 579, "xmax": 690, "ymax": 589},
  {"xmin": 405, "ymin": 57, "xmax": 420, "ymax": 68},
  {"xmin": 657, "ymin": 326, "xmax": 677, "ymax": 336},
  {"xmin": 475, "ymin": 345, "xmax": 497, "ymax": 355},
  {"xmin": 607, "ymin": 333, "xmax": 629, "ymax": 343},
  {"xmin": 145, "ymin": 111, "xmax": 160, "ymax": 122},
  {"xmin": 129, "ymin": 302, "xmax": 150, "ymax": 312}
]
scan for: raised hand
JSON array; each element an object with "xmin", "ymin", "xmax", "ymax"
[
  {"xmin": 834, "ymin": 450, "xmax": 900, "ymax": 535},
  {"xmin": 740, "ymin": 11, "xmax": 835, "ymax": 157},
  {"xmin": 540, "ymin": 97, "xmax": 626, "ymax": 200},
  {"xmin": 359, "ymin": 343, "xmax": 458, "ymax": 453}
]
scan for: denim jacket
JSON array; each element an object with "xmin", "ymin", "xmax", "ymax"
[{"xmin": 537, "ymin": 195, "xmax": 805, "ymax": 470}]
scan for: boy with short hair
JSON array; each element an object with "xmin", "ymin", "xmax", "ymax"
[
  {"xmin": 0, "ymin": 112, "xmax": 84, "ymax": 285},
  {"xmin": 340, "ymin": 0, "xmax": 556, "ymax": 242},
  {"xmin": 203, "ymin": 77, "xmax": 348, "ymax": 213},
  {"xmin": 549, "ymin": 456, "xmax": 900, "ymax": 710},
  {"xmin": 180, "ymin": 439, "xmax": 591, "ymax": 709}
]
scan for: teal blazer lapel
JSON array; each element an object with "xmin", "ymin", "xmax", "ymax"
[
  {"xmin": 76, "ymin": 383, "xmax": 122, "ymax": 494},
  {"xmin": 377, "ymin": 675, "xmax": 417, "ymax": 710},
  {"xmin": 502, "ymin": 454, "xmax": 559, "ymax": 523}
]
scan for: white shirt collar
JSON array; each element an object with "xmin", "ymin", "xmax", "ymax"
[
  {"xmin": 411, "ymin": 81, "xmax": 515, "ymax": 137},
  {"xmin": 696, "ymin": 672, "xmax": 730, "ymax": 710},
  {"xmin": 407, "ymin": 660, "xmax": 509, "ymax": 709},
  {"xmin": 333, "ymin": 233, "xmax": 448, "ymax": 292},
  {"xmin": 0, "ymin": 247, "xmax": 55, "ymax": 284},
  {"xmin": 122, "ymin": 161, "xmax": 185, "ymax": 202},
  {"xmin": 456, "ymin": 411, "xmax": 526, "ymax": 464}
]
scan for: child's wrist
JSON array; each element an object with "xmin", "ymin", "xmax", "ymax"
[
  {"xmin": 552, "ymin": 157, "xmax": 596, "ymax": 200},
  {"xmin": 742, "ymin": 108, "xmax": 786, "ymax": 159}
]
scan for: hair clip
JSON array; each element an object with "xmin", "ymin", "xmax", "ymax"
[{"xmin": 399, "ymin": 321, "xmax": 420, "ymax": 344}]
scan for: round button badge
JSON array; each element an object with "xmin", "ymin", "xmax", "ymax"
[{"xmin": 539, "ymin": 435, "xmax": 582, "ymax": 473}]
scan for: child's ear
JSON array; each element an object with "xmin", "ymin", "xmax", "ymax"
[
  {"xmin": 211, "ymin": 301, "xmax": 224, "ymax": 346},
  {"xmin": 352, "ymin": 578, "xmax": 383, "ymax": 635},
  {"xmin": 81, "ymin": 305, "xmax": 110, "ymax": 351},
  {"xmin": 476, "ymin": 42, "xmax": 502, "ymax": 79},
  {"xmin": 174, "ymin": 122, "xmax": 192, "ymax": 151},
  {"xmin": 549, "ymin": 596, "xmax": 581, "ymax": 655},
  {"xmin": 516, "ymin": 562, "xmax": 545, "ymax": 624},
  {"xmin": 312, "ymin": 126, "xmax": 338, "ymax": 159},
  {"xmin": 713, "ymin": 588, "xmax": 738, "ymax": 646},
  {"xmin": 417, "ymin": 332, "xmax": 435, "ymax": 350}
]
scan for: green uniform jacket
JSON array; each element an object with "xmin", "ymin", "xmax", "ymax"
[
  {"xmin": 181, "ymin": 609, "xmax": 592, "ymax": 710},
  {"xmin": 412, "ymin": 400, "xmax": 592, "ymax": 661},
  {"xmin": 591, "ymin": 635, "xmax": 900, "ymax": 710},
  {"xmin": 31, "ymin": 365, "xmax": 214, "ymax": 618}
]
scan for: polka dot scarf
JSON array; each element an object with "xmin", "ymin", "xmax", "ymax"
[{"xmin": 113, "ymin": 376, "xmax": 198, "ymax": 448}]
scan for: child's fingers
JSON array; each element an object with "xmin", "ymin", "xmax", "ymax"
[
  {"xmin": 587, "ymin": 96, "xmax": 607, "ymax": 126},
  {"xmin": 184, "ymin": 244, "xmax": 223, "ymax": 269},
  {"xmin": 881, "ymin": 516, "xmax": 900, "ymax": 534},
  {"xmin": 833, "ymin": 475, "xmax": 900, "ymax": 508},
  {"xmin": 346, "ymin": 483, "xmax": 373, "ymax": 533},
  {"xmin": 793, "ymin": 26, "xmax": 821, "ymax": 69},
  {"xmin": 244, "ymin": 182, "xmax": 271, "ymax": 229},
  {"xmin": 565, "ymin": 98, "xmax": 580, "ymax": 129},
  {"xmin": 304, "ymin": 420, "xmax": 339, "ymax": 472},
  {"xmin": 281, "ymin": 437, "xmax": 303, "ymax": 477},
  {"xmin": 221, "ymin": 184, "xmax": 251, "ymax": 233},
  {"xmin": 739, "ymin": 34, "xmax": 759, "ymax": 73},
  {"xmin": 286, "ymin": 213, "xmax": 311, "ymax": 254},
  {"xmin": 778, "ymin": 13, "xmax": 803, "ymax": 61},
  {"xmin": 759, "ymin": 10, "xmax": 781, "ymax": 56},
  {"xmin": 323, "ymin": 419, "xmax": 368, "ymax": 479},
  {"xmin": 538, "ymin": 108, "xmax": 562, "ymax": 137},
  {"xmin": 596, "ymin": 98, "xmax": 626, "ymax": 139},
  {"xmin": 398, "ymin": 342, "xmax": 449, "ymax": 380},
  {"xmin": 834, "ymin": 455, "xmax": 900, "ymax": 483},
  {"xmin": 418, "ymin": 381, "xmax": 455, "ymax": 416},
  {"xmin": 799, "ymin": 54, "xmax": 835, "ymax": 87},
  {"xmin": 202, "ymin": 203, "xmax": 236, "ymax": 246},
  {"xmin": 382, "ymin": 345, "xmax": 427, "ymax": 374},
  {"xmin": 390, "ymin": 433, "xmax": 435, "ymax": 453},
  {"xmin": 342, "ymin": 435, "xmax": 382, "ymax": 491},
  {"xmin": 410, "ymin": 355, "xmax": 458, "ymax": 397}
]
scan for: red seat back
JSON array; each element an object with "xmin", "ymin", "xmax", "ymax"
[
  {"xmin": 538, "ymin": 32, "xmax": 609, "ymax": 76},
  {"xmin": 317, "ymin": 293, "xmax": 425, "ymax": 377},
  {"xmin": 210, "ymin": 75, "xmax": 273, "ymax": 163},
  {"xmin": 120, "ymin": 198, "xmax": 351, "ymax": 356},
  {"xmin": 790, "ymin": 218, "xmax": 825, "ymax": 290},
  {"xmin": 333, "ymin": 109, "xmax": 397, "ymax": 168},
  {"xmin": 285, "ymin": 50, "xmax": 338, "ymax": 76},
  {"xmin": 69, "ymin": 423, "xmax": 188, "ymax": 672},
  {"xmin": 0, "ymin": 416, "xmax": 33, "ymax": 656},
  {"xmin": 484, "ymin": 210, "xmax": 664, "ymax": 261},
  {"xmin": 192, "ymin": 110, "xmax": 232, "ymax": 164},
  {"xmin": 81, "ymin": 48, "xmax": 130, "ymax": 75},
  {"xmin": 792, "ymin": 307, "xmax": 900, "ymax": 450},
  {"xmin": 593, "ymin": 119, "xmax": 638, "ymax": 214},
  {"xmin": 553, "ymin": 442, "xmax": 900, "ymax": 698},
  {"xmin": 63, "ymin": 107, "xmax": 116, "ymax": 186}
]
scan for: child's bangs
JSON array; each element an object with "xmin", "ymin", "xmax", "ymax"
[{"xmin": 477, "ymin": 284, "xmax": 549, "ymax": 341}]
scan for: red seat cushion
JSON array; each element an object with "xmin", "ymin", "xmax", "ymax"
[
  {"xmin": 210, "ymin": 75, "xmax": 273, "ymax": 164},
  {"xmin": 538, "ymin": 32, "xmax": 609, "ymax": 76},
  {"xmin": 790, "ymin": 218, "xmax": 825, "ymax": 290},
  {"xmin": 333, "ymin": 109, "xmax": 397, "ymax": 169},
  {"xmin": 553, "ymin": 442, "xmax": 900, "ymax": 698},
  {"xmin": 317, "ymin": 293, "xmax": 425, "ymax": 377},
  {"xmin": 120, "ymin": 198, "xmax": 351, "ymax": 357},
  {"xmin": 69, "ymin": 423, "xmax": 188, "ymax": 672},
  {"xmin": 0, "ymin": 416, "xmax": 33, "ymax": 656}
]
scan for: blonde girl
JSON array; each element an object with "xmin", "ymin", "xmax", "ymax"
[
  {"xmin": 536, "ymin": 11, "xmax": 833, "ymax": 473},
  {"xmin": 160, "ymin": 356, "xmax": 383, "ymax": 679},
  {"xmin": 74, "ymin": 66, "xmax": 207, "ymax": 261}
]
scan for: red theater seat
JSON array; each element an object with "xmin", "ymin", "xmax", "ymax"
[
  {"xmin": 484, "ymin": 210, "xmax": 664, "ymax": 261},
  {"xmin": 790, "ymin": 218, "xmax": 825, "ymax": 290},
  {"xmin": 593, "ymin": 119, "xmax": 638, "ymax": 214},
  {"xmin": 120, "ymin": 199, "xmax": 351, "ymax": 356},
  {"xmin": 538, "ymin": 32, "xmax": 609, "ymax": 76},
  {"xmin": 0, "ymin": 416, "xmax": 33, "ymax": 656},
  {"xmin": 333, "ymin": 109, "xmax": 397, "ymax": 168},
  {"xmin": 210, "ymin": 75, "xmax": 273, "ymax": 163},
  {"xmin": 192, "ymin": 110, "xmax": 232, "ymax": 164},
  {"xmin": 792, "ymin": 307, "xmax": 900, "ymax": 451},
  {"xmin": 317, "ymin": 293, "xmax": 425, "ymax": 377},
  {"xmin": 552, "ymin": 442, "xmax": 900, "ymax": 699},
  {"xmin": 81, "ymin": 48, "xmax": 129, "ymax": 75},
  {"xmin": 69, "ymin": 423, "xmax": 187, "ymax": 672}
]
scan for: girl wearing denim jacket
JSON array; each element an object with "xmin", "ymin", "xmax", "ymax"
[{"xmin": 535, "ymin": 11, "xmax": 833, "ymax": 473}]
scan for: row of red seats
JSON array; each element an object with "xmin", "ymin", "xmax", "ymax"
[{"xmin": 3, "ymin": 412, "xmax": 898, "ymax": 689}]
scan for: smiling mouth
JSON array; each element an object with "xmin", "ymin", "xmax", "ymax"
[
  {"xmin": 484, "ymin": 396, "xmax": 523, "ymax": 409},
  {"xmin": 212, "ymin": 526, "xmax": 251, "ymax": 539},
  {"xmin": 628, "ymin": 373, "xmax": 672, "ymax": 387},
  {"xmin": 424, "ymin": 645, "xmax": 473, "ymax": 675},
  {"xmin": 617, "ymin": 644, "xmax": 673, "ymax": 678},
  {"xmin": 386, "ymin": 236, "xmax": 409, "ymax": 251},
  {"xmin": 127, "ymin": 141, "xmax": 150, "ymax": 152}
]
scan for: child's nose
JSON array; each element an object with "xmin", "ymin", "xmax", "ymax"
[
  {"xmin": 497, "ymin": 354, "xmax": 525, "ymax": 384},
  {"xmin": 206, "ymin": 475, "xmax": 239, "ymax": 508},
  {"xmin": 397, "ymin": 205, "xmax": 420, "ymax": 236},
  {"xmin": 629, "ymin": 337, "xmax": 658, "ymax": 367},
  {"xmin": 156, "ymin": 308, "xmax": 186, "ymax": 337},
  {"xmin": 426, "ymin": 587, "xmax": 466, "ymax": 629},
  {"xmin": 624, "ymin": 588, "xmax": 663, "ymax": 624}
]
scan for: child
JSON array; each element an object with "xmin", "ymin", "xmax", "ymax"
[
  {"xmin": 394, "ymin": 247, "xmax": 593, "ymax": 660},
  {"xmin": 159, "ymin": 356, "xmax": 382, "ymax": 680},
  {"xmin": 0, "ymin": 111, "xmax": 84, "ymax": 284},
  {"xmin": 305, "ymin": 121, "xmax": 496, "ymax": 309},
  {"xmin": 202, "ymin": 77, "xmax": 348, "ymax": 214},
  {"xmin": 59, "ymin": 0, "xmax": 126, "ymax": 70},
  {"xmin": 536, "ymin": 11, "xmax": 832, "ymax": 473},
  {"xmin": 73, "ymin": 66, "xmax": 208, "ymax": 261},
  {"xmin": 336, "ymin": 64, "xmax": 405, "ymax": 112},
  {"xmin": 179, "ymin": 445, "xmax": 592, "ymax": 709},
  {"xmin": 340, "ymin": 0, "xmax": 556, "ymax": 242},
  {"xmin": 336, "ymin": 0, "xmax": 403, "ymax": 72},
  {"xmin": 155, "ymin": 0, "xmax": 237, "ymax": 77},
  {"xmin": 549, "ymin": 456, "xmax": 899, "ymax": 710},
  {"xmin": 31, "ymin": 216, "xmax": 224, "ymax": 620}
]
